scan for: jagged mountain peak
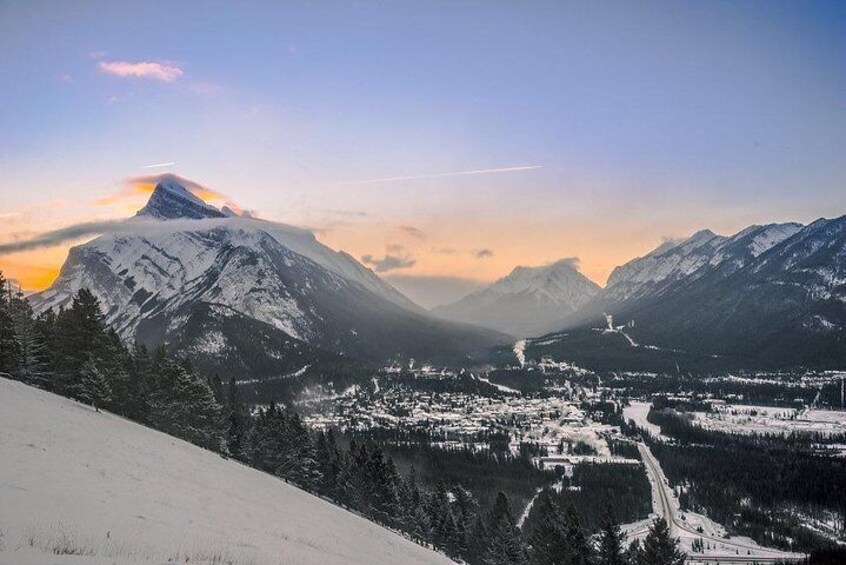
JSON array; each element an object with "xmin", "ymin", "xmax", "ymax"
[
  {"xmin": 604, "ymin": 222, "xmax": 803, "ymax": 300},
  {"xmin": 136, "ymin": 176, "xmax": 225, "ymax": 220},
  {"xmin": 432, "ymin": 258, "xmax": 600, "ymax": 337}
]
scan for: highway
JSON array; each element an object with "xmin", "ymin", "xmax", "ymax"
[{"xmin": 636, "ymin": 442, "xmax": 804, "ymax": 564}]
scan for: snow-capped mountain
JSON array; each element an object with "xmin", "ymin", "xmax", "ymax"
[
  {"xmin": 551, "ymin": 217, "xmax": 846, "ymax": 368},
  {"xmin": 31, "ymin": 178, "xmax": 504, "ymax": 374},
  {"xmin": 604, "ymin": 223, "xmax": 803, "ymax": 302},
  {"xmin": 432, "ymin": 259, "xmax": 601, "ymax": 337}
]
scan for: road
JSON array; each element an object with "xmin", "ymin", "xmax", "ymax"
[{"xmin": 636, "ymin": 442, "xmax": 804, "ymax": 564}]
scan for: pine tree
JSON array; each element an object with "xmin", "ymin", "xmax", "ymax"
[
  {"xmin": 451, "ymin": 484, "xmax": 478, "ymax": 557},
  {"xmin": 126, "ymin": 342, "xmax": 152, "ymax": 420},
  {"xmin": 225, "ymin": 376, "xmax": 249, "ymax": 459},
  {"xmin": 9, "ymin": 297, "xmax": 49, "ymax": 386},
  {"xmin": 526, "ymin": 490, "xmax": 567, "ymax": 565},
  {"xmin": 149, "ymin": 357, "xmax": 225, "ymax": 451},
  {"xmin": 561, "ymin": 505, "xmax": 594, "ymax": 565},
  {"xmin": 638, "ymin": 518, "xmax": 685, "ymax": 565},
  {"xmin": 77, "ymin": 358, "xmax": 113, "ymax": 411},
  {"xmin": 597, "ymin": 508, "xmax": 626, "ymax": 565},
  {"xmin": 52, "ymin": 289, "xmax": 107, "ymax": 397},
  {"xmin": 0, "ymin": 271, "xmax": 19, "ymax": 375},
  {"xmin": 626, "ymin": 539, "xmax": 643, "ymax": 564},
  {"xmin": 483, "ymin": 492, "xmax": 525, "ymax": 565}
]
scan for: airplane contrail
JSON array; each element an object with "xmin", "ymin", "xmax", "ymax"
[
  {"xmin": 330, "ymin": 165, "xmax": 542, "ymax": 187},
  {"xmin": 142, "ymin": 161, "xmax": 176, "ymax": 169}
]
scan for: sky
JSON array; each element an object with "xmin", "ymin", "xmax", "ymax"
[{"xmin": 0, "ymin": 1, "xmax": 844, "ymax": 307}]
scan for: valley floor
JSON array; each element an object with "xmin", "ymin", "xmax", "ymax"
[{"xmin": 0, "ymin": 378, "xmax": 453, "ymax": 565}]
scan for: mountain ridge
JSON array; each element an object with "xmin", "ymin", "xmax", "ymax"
[
  {"xmin": 31, "ymin": 179, "xmax": 507, "ymax": 375},
  {"xmin": 533, "ymin": 215, "xmax": 846, "ymax": 368}
]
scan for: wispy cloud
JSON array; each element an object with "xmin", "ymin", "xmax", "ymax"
[
  {"xmin": 98, "ymin": 60, "xmax": 183, "ymax": 82},
  {"xmin": 0, "ymin": 220, "xmax": 126, "ymax": 255},
  {"xmin": 397, "ymin": 225, "xmax": 426, "ymax": 239},
  {"xmin": 0, "ymin": 217, "xmax": 274, "ymax": 256},
  {"xmin": 361, "ymin": 244, "xmax": 416, "ymax": 273},
  {"xmin": 328, "ymin": 165, "xmax": 542, "ymax": 187},
  {"xmin": 143, "ymin": 162, "xmax": 176, "ymax": 169},
  {"xmin": 474, "ymin": 248, "xmax": 494, "ymax": 259}
]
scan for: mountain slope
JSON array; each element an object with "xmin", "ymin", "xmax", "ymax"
[
  {"xmin": 31, "ymin": 178, "xmax": 506, "ymax": 372},
  {"xmin": 548, "ymin": 217, "xmax": 846, "ymax": 368},
  {"xmin": 433, "ymin": 259, "xmax": 601, "ymax": 337},
  {"xmin": 603, "ymin": 223, "xmax": 803, "ymax": 303},
  {"xmin": 0, "ymin": 377, "xmax": 453, "ymax": 565}
]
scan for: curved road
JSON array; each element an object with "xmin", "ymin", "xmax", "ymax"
[{"xmin": 636, "ymin": 442, "xmax": 804, "ymax": 564}]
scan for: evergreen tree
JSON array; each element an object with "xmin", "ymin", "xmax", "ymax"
[
  {"xmin": 149, "ymin": 357, "xmax": 225, "ymax": 451},
  {"xmin": 124, "ymin": 342, "xmax": 153, "ymax": 423},
  {"xmin": 9, "ymin": 297, "xmax": 49, "ymax": 386},
  {"xmin": 638, "ymin": 518, "xmax": 685, "ymax": 565},
  {"xmin": 561, "ymin": 505, "xmax": 594, "ymax": 565},
  {"xmin": 526, "ymin": 490, "xmax": 568, "ymax": 565},
  {"xmin": 597, "ymin": 508, "xmax": 626, "ymax": 565},
  {"xmin": 483, "ymin": 492, "xmax": 525, "ymax": 565},
  {"xmin": 451, "ymin": 484, "xmax": 479, "ymax": 557},
  {"xmin": 226, "ymin": 376, "xmax": 250, "ymax": 459},
  {"xmin": 52, "ymin": 289, "xmax": 107, "ymax": 396},
  {"xmin": 626, "ymin": 539, "xmax": 643, "ymax": 564},
  {"xmin": 77, "ymin": 358, "xmax": 113, "ymax": 411},
  {"xmin": 0, "ymin": 271, "xmax": 19, "ymax": 375}
]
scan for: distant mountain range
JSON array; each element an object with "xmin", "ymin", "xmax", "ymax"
[
  {"xmin": 29, "ymin": 176, "xmax": 846, "ymax": 371},
  {"xmin": 481, "ymin": 218, "xmax": 846, "ymax": 369},
  {"xmin": 31, "ymin": 178, "xmax": 506, "ymax": 378}
]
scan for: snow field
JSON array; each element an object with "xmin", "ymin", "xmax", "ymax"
[{"xmin": 0, "ymin": 378, "xmax": 453, "ymax": 565}]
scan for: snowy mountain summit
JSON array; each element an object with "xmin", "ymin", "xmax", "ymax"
[
  {"xmin": 31, "ymin": 177, "xmax": 503, "ymax": 376},
  {"xmin": 136, "ymin": 177, "xmax": 226, "ymax": 220},
  {"xmin": 433, "ymin": 258, "xmax": 601, "ymax": 337}
]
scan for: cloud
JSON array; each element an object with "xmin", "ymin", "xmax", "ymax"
[
  {"xmin": 548, "ymin": 257, "xmax": 581, "ymax": 269},
  {"xmin": 95, "ymin": 173, "xmax": 232, "ymax": 209},
  {"xmin": 0, "ymin": 216, "xmax": 281, "ymax": 256},
  {"xmin": 0, "ymin": 220, "xmax": 127, "ymax": 255},
  {"xmin": 327, "ymin": 165, "xmax": 542, "ymax": 187},
  {"xmin": 397, "ymin": 225, "xmax": 425, "ymax": 239},
  {"xmin": 431, "ymin": 247, "xmax": 458, "ymax": 255},
  {"xmin": 98, "ymin": 60, "xmax": 183, "ymax": 82},
  {"xmin": 361, "ymin": 244, "xmax": 416, "ymax": 273},
  {"xmin": 474, "ymin": 248, "xmax": 494, "ymax": 259},
  {"xmin": 143, "ymin": 162, "xmax": 176, "ymax": 169}
]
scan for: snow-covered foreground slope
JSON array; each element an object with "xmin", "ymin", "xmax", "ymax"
[{"xmin": 0, "ymin": 378, "xmax": 453, "ymax": 565}]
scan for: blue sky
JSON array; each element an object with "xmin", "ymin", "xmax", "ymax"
[{"xmin": 0, "ymin": 1, "xmax": 844, "ymax": 303}]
